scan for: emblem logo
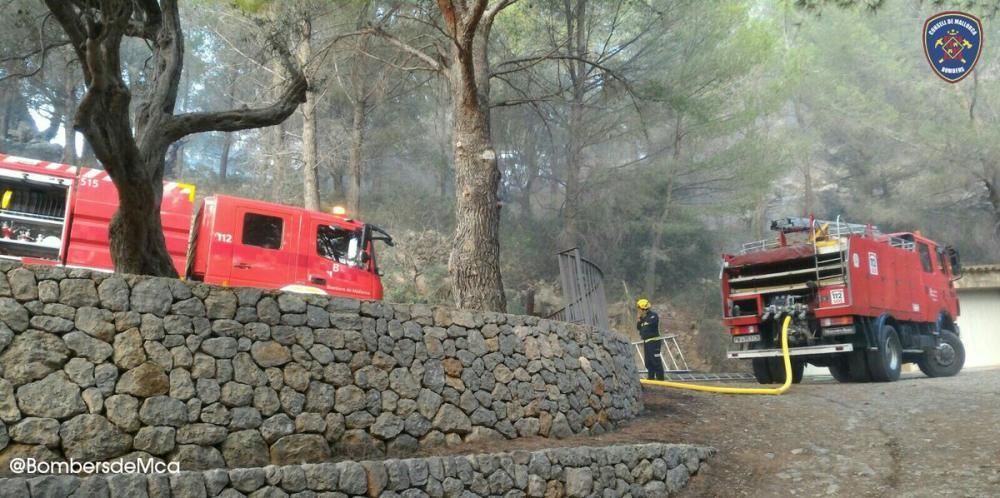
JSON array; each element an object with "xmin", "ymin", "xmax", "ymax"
[{"xmin": 924, "ymin": 11, "xmax": 983, "ymax": 83}]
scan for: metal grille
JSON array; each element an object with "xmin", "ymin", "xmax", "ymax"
[{"xmin": 550, "ymin": 248, "xmax": 609, "ymax": 331}]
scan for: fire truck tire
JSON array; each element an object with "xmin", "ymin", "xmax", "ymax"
[
  {"xmin": 752, "ymin": 358, "xmax": 774, "ymax": 384},
  {"xmin": 846, "ymin": 351, "xmax": 872, "ymax": 382},
  {"xmin": 761, "ymin": 357, "xmax": 803, "ymax": 384},
  {"xmin": 917, "ymin": 330, "xmax": 965, "ymax": 378},
  {"xmin": 828, "ymin": 358, "xmax": 852, "ymax": 383},
  {"xmin": 868, "ymin": 325, "xmax": 902, "ymax": 382}
]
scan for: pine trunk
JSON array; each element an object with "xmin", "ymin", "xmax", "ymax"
[
  {"xmin": 519, "ymin": 138, "xmax": 538, "ymax": 219},
  {"xmin": 0, "ymin": 80, "xmax": 9, "ymax": 142},
  {"xmin": 558, "ymin": 0, "xmax": 587, "ymax": 250},
  {"xmin": 561, "ymin": 100, "xmax": 583, "ymax": 249},
  {"xmin": 301, "ymin": 86, "xmax": 319, "ymax": 210},
  {"xmin": 346, "ymin": 99, "xmax": 366, "ymax": 214},
  {"xmin": 299, "ymin": 18, "xmax": 320, "ymax": 211},
  {"xmin": 61, "ymin": 49, "xmax": 77, "ymax": 164},
  {"xmin": 219, "ymin": 132, "xmax": 232, "ymax": 182},
  {"xmin": 644, "ymin": 181, "xmax": 674, "ymax": 296},
  {"xmin": 644, "ymin": 115, "xmax": 683, "ymax": 296},
  {"xmin": 446, "ymin": 30, "xmax": 505, "ymax": 312}
]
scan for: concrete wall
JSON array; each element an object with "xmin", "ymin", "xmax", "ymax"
[
  {"xmin": 0, "ymin": 443, "xmax": 713, "ymax": 498},
  {"xmin": 956, "ymin": 289, "xmax": 1000, "ymax": 368},
  {"xmin": 956, "ymin": 265, "xmax": 1000, "ymax": 369},
  {"xmin": 0, "ymin": 263, "xmax": 642, "ymax": 475}
]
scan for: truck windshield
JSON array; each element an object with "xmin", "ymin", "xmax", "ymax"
[{"xmin": 317, "ymin": 225, "xmax": 365, "ymax": 268}]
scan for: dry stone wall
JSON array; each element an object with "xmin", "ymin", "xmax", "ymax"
[
  {"xmin": 0, "ymin": 263, "xmax": 642, "ymax": 474},
  {"xmin": 0, "ymin": 443, "xmax": 712, "ymax": 498}
]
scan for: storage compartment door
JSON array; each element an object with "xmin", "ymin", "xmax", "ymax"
[{"xmin": 0, "ymin": 169, "xmax": 70, "ymax": 261}]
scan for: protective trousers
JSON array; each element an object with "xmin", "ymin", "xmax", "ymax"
[{"xmin": 643, "ymin": 339, "xmax": 664, "ymax": 380}]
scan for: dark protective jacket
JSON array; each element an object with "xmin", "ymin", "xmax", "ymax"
[{"xmin": 637, "ymin": 310, "xmax": 660, "ymax": 340}]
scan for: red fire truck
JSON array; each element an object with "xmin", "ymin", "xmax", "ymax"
[
  {"xmin": 0, "ymin": 153, "xmax": 390, "ymax": 300},
  {"xmin": 722, "ymin": 217, "xmax": 964, "ymax": 383}
]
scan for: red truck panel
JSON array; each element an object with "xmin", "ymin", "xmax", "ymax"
[
  {"xmin": 842, "ymin": 236, "xmax": 957, "ymax": 324},
  {"xmin": 1, "ymin": 154, "xmax": 193, "ymax": 273},
  {"xmin": 64, "ymin": 170, "xmax": 193, "ymax": 273}
]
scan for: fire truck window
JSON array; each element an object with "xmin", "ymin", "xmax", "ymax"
[
  {"xmin": 317, "ymin": 225, "xmax": 363, "ymax": 267},
  {"xmin": 917, "ymin": 243, "xmax": 933, "ymax": 273},
  {"xmin": 242, "ymin": 213, "xmax": 283, "ymax": 249}
]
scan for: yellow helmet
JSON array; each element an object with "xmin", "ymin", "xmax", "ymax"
[{"xmin": 636, "ymin": 298, "xmax": 651, "ymax": 310}]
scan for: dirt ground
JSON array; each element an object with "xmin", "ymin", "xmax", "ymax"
[{"xmin": 433, "ymin": 367, "xmax": 1000, "ymax": 497}]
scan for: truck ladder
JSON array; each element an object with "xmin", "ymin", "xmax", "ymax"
[
  {"xmin": 662, "ymin": 371, "xmax": 756, "ymax": 382},
  {"xmin": 632, "ymin": 337, "xmax": 757, "ymax": 381},
  {"xmin": 632, "ymin": 335, "xmax": 690, "ymax": 373},
  {"xmin": 813, "ymin": 216, "xmax": 848, "ymax": 283}
]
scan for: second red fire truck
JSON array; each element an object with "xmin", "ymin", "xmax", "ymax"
[
  {"xmin": 722, "ymin": 217, "xmax": 964, "ymax": 383},
  {"xmin": 0, "ymin": 153, "xmax": 392, "ymax": 300}
]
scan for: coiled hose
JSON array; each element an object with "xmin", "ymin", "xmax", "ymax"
[{"xmin": 639, "ymin": 315, "xmax": 793, "ymax": 395}]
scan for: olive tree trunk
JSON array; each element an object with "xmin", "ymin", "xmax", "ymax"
[{"xmin": 44, "ymin": 0, "xmax": 306, "ymax": 276}]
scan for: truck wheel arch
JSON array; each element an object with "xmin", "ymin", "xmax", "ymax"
[
  {"xmin": 871, "ymin": 313, "xmax": 898, "ymax": 347},
  {"xmin": 936, "ymin": 312, "xmax": 958, "ymax": 336}
]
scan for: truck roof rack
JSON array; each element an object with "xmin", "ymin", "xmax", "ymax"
[{"xmin": 738, "ymin": 216, "xmax": 915, "ymax": 255}]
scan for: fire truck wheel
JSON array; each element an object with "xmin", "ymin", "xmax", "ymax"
[
  {"xmin": 828, "ymin": 358, "xmax": 852, "ymax": 383},
  {"xmin": 868, "ymin": 325, "xmax": 902, "ymax": 382},
  {"xmin": 765, "ymin": 357, "xmax": 804, "ymax": 384},
  {"xmin": 917, "ymin": 330, "xmax": 965, "ymax": 378},
  {"xmin": 846, "ymin": 351, "xmax": 872, "ymax": 382},
  {"xmin": 752, "ymin": 358, "xmax": 774, "ymax": 384}
]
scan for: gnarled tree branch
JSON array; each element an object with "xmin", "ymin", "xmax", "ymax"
[{"xmin": 164, "ymin": 72, "xmax": 306, "ymax": 142}]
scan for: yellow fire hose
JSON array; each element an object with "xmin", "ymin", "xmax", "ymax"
[{"xmin": 640, "ymin": 315, "xmax": 793, "ymax": 395}]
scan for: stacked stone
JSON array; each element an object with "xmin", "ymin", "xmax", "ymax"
[
  {"xmin": 0, "ymin": 263, "xmax": 642, "ymax": 473},
  {"xmin": 0, "ymin": 443, "xmax": 713, "ymax": 497}
]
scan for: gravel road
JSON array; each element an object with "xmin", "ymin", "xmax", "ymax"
[
  {"xmin": 432, "ymin": 367, "xmax": 1000, "ymax": 497},
  {"xmin": 674, "ymin": 367, "xmax": 1000, "ymax": 497}
]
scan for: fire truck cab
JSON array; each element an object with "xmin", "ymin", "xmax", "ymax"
[
  {"xmin": 187, "ymin": 195, "xmax": 389, "ymax": 300},
  {"xmin": 722, "ymin": 217, "xmax": 964, "ymax": 383}
]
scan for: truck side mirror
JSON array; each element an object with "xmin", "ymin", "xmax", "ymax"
[{"xmin": 946, "ymin": 246, "xmax": 962, "ymax": 280}]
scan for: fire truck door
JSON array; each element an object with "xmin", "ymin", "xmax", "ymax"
[
  {"xmin": 917, "ymin": 242, "xmax": 945, "ymax": 319},
  {"xmin": 230, "ymin": 208, "xmax": 295, "ymax": 288},
  {"xmin": 307, "ymin": 219, "xmax": 373, "ymax": 298}
]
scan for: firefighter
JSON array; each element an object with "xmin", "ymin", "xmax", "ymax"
[{"xmin": 637, "ymin": 299, "xmax": 665, "ymax": 380}]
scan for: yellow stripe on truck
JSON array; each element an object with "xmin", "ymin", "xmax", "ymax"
[{"xmin": 175, "ymin": 183, "xmax": 196, "ymax": 203}]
